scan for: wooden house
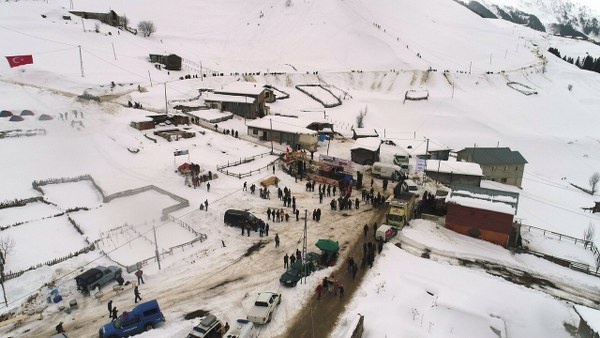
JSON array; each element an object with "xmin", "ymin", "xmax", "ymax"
[
  {"xmin": 202, "ymin": 82, "xmax": 273, "ymax": 119},
  {"xmin": 149, "ymin": 54, "xmax": 182, "ymax": 71},
  {"xmin": 350, "ymin": 137, "xmax": 382, "ymax": 165},
  {"xmin": 456, "ymin": 147, "xmax": 527, "ymax": 188},
  {"xmin": 445, "ymin": 186, "xmax": 520, "ymax": 247},
  {"xmin": 246, "ymin": 115, "xmax": 318, "ymax": 151},
  {"xmin": 69, "ymin": 10, "xmax": 122, "ymax": 27}
]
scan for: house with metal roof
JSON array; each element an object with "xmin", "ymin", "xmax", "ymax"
[
  {"xmin": 350, "ymin": 137, "xmax": 382, "ymax": 165},
  {"xmin": 456, "ymin": 147, "xmax": 527, "ymax": 188},
  {"xmin": 202, "ymin": 82, "xmax": 274, "ymax": 119},
  {"xmin": 425, "ymin": 160, "xmax": 483, "ymax": 187},
  {"xmin": 445, "ymin": 186, "xmax": 521, "ymax": 248},
  {"xmin": 245, "ymin": 115, "xmax": 318, "ymax": 151}
]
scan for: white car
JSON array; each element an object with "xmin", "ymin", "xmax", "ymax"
[{"xmin": 246, "ymin": 292, "xmax": 281, "ymax": 324}]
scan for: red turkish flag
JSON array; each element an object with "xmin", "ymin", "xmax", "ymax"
[{"xmin": 5, "ymin": 55, "xmax": 34, "ymax": 68}]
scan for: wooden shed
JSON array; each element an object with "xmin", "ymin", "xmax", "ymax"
[{"xmin": 149, "ymin": 54, "xmax": 182, "ymax": 71}]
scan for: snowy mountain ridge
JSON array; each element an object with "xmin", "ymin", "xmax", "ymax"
[{"xmin": 470, "ymin": 0, "xmax": 600, "ymax": 39}]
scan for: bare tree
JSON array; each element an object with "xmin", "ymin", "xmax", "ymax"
[
  {"xmin": 0, "ymin": 236, "xmax": 15, "ymax": 261},
  {"xmin": 121, "ymin": 14, "xmax": 129, "ymax": 28},
  {"xmin": 590, "ymin": 172, "xmax": 600, "ymax": 195},
  {"xmin": 137, "ymin": 20, "xmax": 156, "ymax": 37},
  {"xmin": 356, "ymin": 106, "xmax": 368, "ymax": 128},
  {"xmin": 583, "ymin": 223, "xmax": 595, "ymax": 249},
  {"xmin": 0, "ymin": 236, "xmax": 15, "ymax": 306}
]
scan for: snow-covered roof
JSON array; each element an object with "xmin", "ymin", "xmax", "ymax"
[
  {"xmin": 215, "ymin": 82, "xmax": 266, "ymax": 96},
  {"xmin": 350, "ymin": 137, "xmax": 382, "ymax": 151},
  {"xmin": 202, "ymin": 92, "xmax": 256, "ymax": 104},
  {"xmin": 246, "ymin": 116, "xmax": 317, "ymax": 135},
  {"xmin": 575, "ymin": 305, "xmax": 600, "ymax": 334},
  {"xmin": 426, "ymin": 160, "xmax": 483, "ymax": 176},
  {"xmin": 185, "ymin": 108, "xmax": 233, "ymax": 120},
  {"xmin": 446, "ymin": 195, "xmax": 516, "ymax": 215},
  {"xmin": 352, "ymin": 128, "xmax": 378, "ymax": 137}
]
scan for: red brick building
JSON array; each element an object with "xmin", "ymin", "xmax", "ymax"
[{"xmin": 445, "ymin": 186, "xmax": 520, "ymax": 247}]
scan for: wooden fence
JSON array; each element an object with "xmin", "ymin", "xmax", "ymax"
[{"xmin": 216, "ymin": 151, "xmax": 280, "ymax": 179}]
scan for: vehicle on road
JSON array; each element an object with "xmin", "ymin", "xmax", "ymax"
[
  {"xmin": 186, "ymin": 314, "xmax": 222, "ymax": 338},
  {"xmin": 376, "ymin": 224, "xmax": 398, "ymax": 242},
  {"xmin": 223, "ymin": 209, "xmax": 264, "ymax": 231},
  {"xmin": 99, "ymin": 299, "xmax": 165, "ymax": 338},
  {"xmin": 371, "ymin": 162, "xmax": 404, "ymax": 181},
  {"xmin": 223, "ymin": 319, "xmax": 257, "ymax": 338},
  {"xmin": 75, "ymin": 266, "xmax": 122, "ymax": 294},
  {"xmin": 246, "ymin": 292, "xmax": 281, "ymax": 324},
  {"xmin": 279, "ymin": 258, "xmax": 317, "ymax": 287}
]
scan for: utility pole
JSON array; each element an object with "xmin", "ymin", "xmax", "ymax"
[
  {"xmin": 452, "ymin": 82, "xmax": 455, "ymax": 98},
  {"xmin": 152, "ymin": 224, "xmax": 161, "ymax": 270},
  {"xmin": 164, "ymin": 82, "xmax": 168, "ymax": 114},
  {"xmin": 81, "ymin": 17, "xmax": 86, "ymax": 32},
  {"xmin": 111, "ymin": 42, "xmax": 117, "ymax": 61},
  {"xmin": 269, "ymin": 118, "xmax": 274, "ymax": 154},
  {"xmin": 424, "ymin": 137, "xmax": 430, "ymax": 171},
  {"xmin": 301, "ymin": 210, "xmax": 308, "ymax": 284},
  {"xmin": 78, "ymin": 45, "xmax": 84, "ymax": 77}
]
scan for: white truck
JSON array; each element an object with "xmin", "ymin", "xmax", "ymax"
[
  {"xmin": 246, "ymin": 292, "xmax": 281, "ymax": 324},
  {"xmin": 371, "ymin": 162, "xmax": 404, "ymax": 181}
]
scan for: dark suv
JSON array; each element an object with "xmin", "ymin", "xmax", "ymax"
[{"xmin": 224, "ymin": 209, "xmax": 264, "ymax": 231}]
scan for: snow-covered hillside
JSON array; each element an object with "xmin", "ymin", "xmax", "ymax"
[{"xmin": 0, "ymin": 0, "xmax": 599, "ymax": 337}]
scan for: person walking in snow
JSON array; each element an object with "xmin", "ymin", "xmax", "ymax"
[
  {"xmin": 107, "ymin": 300, "xmax": 113, "ymax": 317},
  {"xmin": 134, "ymin": 285, "xmax": 142, "ymax": 303},
  {"xmin": 274, "ymin": 234, "xmax": 280, "ymax": 247},
  {"xmin": 135, "ymin": 269, "xmax": 144, "ymax": 284},
  {"xmin": 112, "ymin": 307, "xmax": 118, "ymax": 321},
  {"xmin": 204, "ymin": 199, "xmax": 208, "ymax": 211},
  {"xmin": 284, "ymin": 254, "xmax": 289, "ymax": 269},
  {"xmin": 206, "ymin": 181, "xmax": 210, "ymax": 192}
]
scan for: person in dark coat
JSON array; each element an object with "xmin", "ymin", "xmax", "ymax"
[
  {"xmin": 274, "ymin": 234, "xmax": 280, "ymax": 247},
  {"xmin": 112, "ymin": 307, "xmax": 118, "ymax": 321},
  {"xmin": 290, "ymin": 254, "xmax": 296, "ymax": 264},
  {"xmin": 56, "ymin": 322, "xmax": 65, "ymax": 333},
  {"xmin": 135, "ymin": 269, "xmax": 144, "ymax": 284},
  {"xmin": 134, "ymin": 285, "xmax": 142, "ymax": 303},
  {"xmin": 363, "ymin": 224, "xmax": 368, "ymax": 238},
  {"xmin": 284, "ymin": 254, "xmax": 289, "ymax": 269},
  {"xmin": 265, "ymin": 223, "xmax": 270, "ymax": 236},
  {"xmin": 107, "ymin": 300, "xmax": 113, "ymax": 317}
]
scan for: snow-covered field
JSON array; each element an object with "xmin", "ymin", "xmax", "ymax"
[{"xmin": 0, "ymin": 0, "xmax": 599, "ymax": 337}]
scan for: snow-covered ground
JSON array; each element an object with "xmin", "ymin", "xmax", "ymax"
[{"xmin": 0, "ymin": 0, "xmax": 599, "ymax": 337}]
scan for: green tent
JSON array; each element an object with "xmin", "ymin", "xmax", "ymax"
[{"xmin": 315, "ymin": 239, "xmax": 339, "ymax": 252}]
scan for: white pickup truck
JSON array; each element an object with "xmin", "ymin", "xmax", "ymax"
[{"xmin": 246, "ymin": 292, "xmax": 281, "ymax": 324}]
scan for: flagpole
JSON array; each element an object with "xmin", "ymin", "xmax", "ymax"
[{"xmin": 78, "ymin": 45, "xmax": 84, "ymax": 77}]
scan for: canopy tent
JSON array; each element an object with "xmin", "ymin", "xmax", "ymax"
[
  {"xmin": 38, "ymin": 114, "xmax": 53, "ymax": 121},
  {"xmin": 0, "ymin": 110, "xmax": 13, "ymax": 117},
  {"xmin": 9, "ymin": 115, "xmax": 24, "ymax": 122},
  {"xmin": 315, "ymin": 239, "xmax": 339, "ymax": 252},
  {"xmin": 20, "ymin": 109, "xmax": 34, "ymax": 116}
]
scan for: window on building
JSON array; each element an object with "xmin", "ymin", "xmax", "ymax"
[
  {"xmin": 501, "ymin": 178, "xmax": 507, "ymax": 183},
  {"xmin": 492, "ymin": 166, "xmax": 496, "ymax": 172},
  {"xmin": 515, "ymin": 166, "xmax": 519, "ymax": 171},
  {"xmin": 252, "ymin": 129, "xmax": 257, "ymax": 135},
  {"xmin": 504, "ymin": 166, "xmax": 508, "ymax": 172}
]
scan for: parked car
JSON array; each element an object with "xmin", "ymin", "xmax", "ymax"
[
  {"xmin": 187, "ymin": 314, "xmax": 222, "ymax": 338},
  {"xmin": 223, "ymin": 209, "xmax": 264, "ymax": 231},
  {"xmin": 246, "ymin": 292, "xmax": 281, "ymax": 324},
  {"xmin": 75, "ymin": 265, "xmax": 122, "ymax": 294},
  {"xmin": 371, "ymin": 162, "xmax": 404, "ymax": 181},
  {"xmin": 376, "ymin": 224, "xmax": 398, "ymax": 242},
  {"xmin": 99, "ymin": 299, "xmax": 165, "ymax": 338},
  {"xmin": 279, "ymin": 252, "xmax": 320, "ymax": 287},
  {"xmin": 223, "ymin": 319, "xmax": 257, "ymax": 338}
]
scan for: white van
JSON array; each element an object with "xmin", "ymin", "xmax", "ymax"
[
  {"xmin": 402, "ymin": 179, "xmax": 418, "ymax": 193},
  {"xmin": 371, "ymin": 162, "xmax": 403, "ymax": 180}
]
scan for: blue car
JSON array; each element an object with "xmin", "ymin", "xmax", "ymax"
[{"xmin": 99, "ymin": 299, "xmax": 165, "ymax": 338}]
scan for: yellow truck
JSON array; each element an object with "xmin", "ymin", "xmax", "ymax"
[{"xmin": 386, "ymin": 192, "xmax": 416, "ymax": 227}]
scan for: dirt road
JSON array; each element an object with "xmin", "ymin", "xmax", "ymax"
[{"xmin": 279, "ymin": 208, "xmax": 388, "ymax": 338}]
